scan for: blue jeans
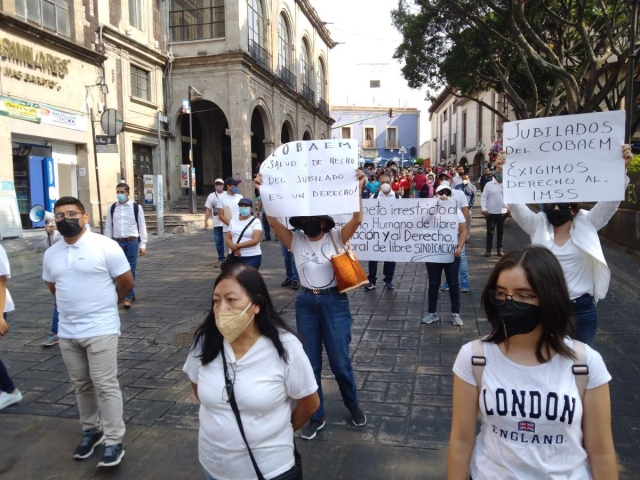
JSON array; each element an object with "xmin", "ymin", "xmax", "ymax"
[
  {"xmin": 459, "ymin": 246, "xmax": 468, "ymax": 284},
  {"xmin": 234, "ymin": 254, "xmax": 262, "ymax": 269},
  {"xmin": 117, "ymin": 238, "xmax": 138, "ymax": 301},
  {"xmin": 572, "ymin": 294, "xmax": 597, "ymax": 346},
  {"xmin": 0, "ymin": 314, "xmax": 15, "ymax": 393},
  {"xmin": 262, "ymin": 212, "xmax": 271, "ymax": 239},
  {"xmin": 368, "ymin": 261, "xmax": 396, "ymax": 285},
  {"xmin": 204, "ymin": 470, "xmax": 215, "ymax": 480},
  {"xmin": 280, "ymin": 242, "xmax": 299, "ymax": 282},
  {"xmin": 213, "ymin": 227, "xmax": 225, "ymax": 262},
  {"xmin": 426, "ymin": 259, "xmax": 461, "ymax": 314},
  {"xmin": 51, "ymin": 304, "xmax": 59, "ymax": 335},
  {"xmin": 295, "ymin": 290, "xmax": 358, "ymax": 422}
]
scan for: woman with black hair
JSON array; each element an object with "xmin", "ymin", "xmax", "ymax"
[
  {"xmin": 183, "ymin": 264, "xmax": 319, "ymax": 480},
  {"xmin": 448, "ymin": 246, "xmax": 617, "ymax": 480}
]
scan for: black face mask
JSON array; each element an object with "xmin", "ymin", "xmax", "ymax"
[
  {"xmin": 544, "ymin": 205, "xmax": 573, "ymax": 227},
  {"xmin": 56, "ymin": 218, "xmax": 84, "ymax": 238},
  {"xmin": 496, "ymin": 302, "xmax": 542, "ymax": 338},
  {"xmin": 301, "ymin": 221, "xmax": 323, "ymax": 238}
]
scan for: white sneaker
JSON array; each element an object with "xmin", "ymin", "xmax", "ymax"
[
  {"xmin": 452, "ymin": 314, "xmax": 463, "ymax": 326},
  {"xmin": 422, "ymin": 313, "xmax": 439, "ymax": 324},
  {"xmin": 0, "ymin": 389, "xmax": 22, "ymax": 411}
]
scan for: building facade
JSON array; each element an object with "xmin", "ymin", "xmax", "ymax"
[
  {"xmin": 330, "ymin": 106, "xmax": 420, "ymax": 164},
  {"xmin": 166, "ymin": 0, "xmax": 335, "ymax": 201}
]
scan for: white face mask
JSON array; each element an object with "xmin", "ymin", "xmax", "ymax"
[
  {"xmin": 381, "ymin": 183, "xmax": 392, "ymax": 193},
  {"xmin": 462, "ymin": 179, "xmax": 469, "ymax": 185}
]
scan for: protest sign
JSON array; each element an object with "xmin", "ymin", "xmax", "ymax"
[
  {"xmin": 503, "ymin": 111, "xmax": 625, "ymax": 204},
  {"xmin": 332, "ymin": 198, "xmax": 460, "ymax": 263},
  {"xmin": 259, "ymin": 139, "xmax": 360, "ymax": 217}
]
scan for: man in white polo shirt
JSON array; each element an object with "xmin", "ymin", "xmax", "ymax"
[
  {"xmin": 43, "ymin": 196, "xmax": 134, "ymax": 468},
  {"xmin": 204, "ymin": 178, "xmax": 226, "ymax": 267},
  {"xmin": 216, "ymin": 177, "xmax": 242, "ymax": 265}
]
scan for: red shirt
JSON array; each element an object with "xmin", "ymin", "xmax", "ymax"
[
  {"xmin": 399, "ymin": 178, "xmax": 410, "ymax": 190},
  {"xmin": 391, "ymin": 182, "xmax": 401, "ymax": 191},
  {"xmin": 413, "ymin": 174, "xmax": 426, "ymax": 190}
]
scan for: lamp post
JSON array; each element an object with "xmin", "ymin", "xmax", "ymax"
[
  {"xmin": 187, "ymin": 85, "xmax": 202, "ymax": 214},
  {"xmin": 626, "ymin": 0, "xmax": 639, "ymax": 142},
  {"xmin": 399, "ymin": 146, "xmax": 407, "ymax": 165}
]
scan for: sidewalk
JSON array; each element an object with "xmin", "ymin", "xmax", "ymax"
[{"xmin": 1, "ymin": 210, "xmax": 639, "ymax": 479}]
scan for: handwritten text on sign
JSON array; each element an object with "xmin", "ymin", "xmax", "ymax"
[
  {"xmin": 259, "ymin": 140, "xmax": 359, "ymax": 217},
  {"xmin": 333, "ymin": 199, "xmax": 460, "ymax": 263},
  {"xmin": 503, "ymin": 111, "xmax": 625, "ymax": 204}
]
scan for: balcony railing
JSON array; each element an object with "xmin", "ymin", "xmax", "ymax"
[
  {"xmin": 279, "ymin": 65, "xmax": 296, "ymax": 90},
  {"xmin": 319, "ymin": 98, "xmax": 329, "ymax": 116},
  {"xmin": 248, "ymin": 40, "xmax": 271, "ymax": 72},
  {"xmin": 302, "ymin": 84, "xmax": 315, "ymax": 104}
]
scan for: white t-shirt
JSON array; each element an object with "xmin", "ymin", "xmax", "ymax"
[
  {"xmin": 183, "ymin": 331, "xmax": 317, "ymax": 480},
  {"xmin": 217, "ymin": 193, "xmax": 242, "ymax": 232},
  {"xmin": 290, "ymin": 228, "xmax": 343, "ymax": 290},
  {"xmin": 0, "ymin": 245, "xmax": 15, "ymax": 313},
  {"xmin": 228, "ymin": 216, "xmax": 263, "ymax": 257},
  {"xmin": 551, "ymin": 239, "xmax": 594, "ymax": 300},
  {"xmin": 42, "ymin": 231, "xmax": 131, "ymax": 339},
  {"xmin": 451, "ymin": 189, "xmax": 469, "ymax": 211},
  {"xmin": 453, "ymin": 338, "xmax": 611, "ymax": 480},
  {"xmin": 205, "ymin": 192, "xmax": 222, "ymax": 228}
]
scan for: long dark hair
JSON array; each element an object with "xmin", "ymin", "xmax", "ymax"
[
  {"xmin": 192, "ymin": 264, "xmax": 296, "ymax": 365},
  {"xmin": 481, "ymin": 246, "xmax": 575, "ymax": 363}
]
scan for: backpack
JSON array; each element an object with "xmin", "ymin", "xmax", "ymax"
[
  {"xmin": 373, "ymin": 191, "xmax": 400, "ymax": 199},
  {"xmin": 111, "ymin": 202, "xmax": 141, "ymax": 234},
  {"xmin": 470, "ymin": 339, "xmax": 590, "ymax": 401}
]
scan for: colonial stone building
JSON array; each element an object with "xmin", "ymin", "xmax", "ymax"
[{"xmin": 167, "ymin": 0, "xmax": 335, "ymax": 200}]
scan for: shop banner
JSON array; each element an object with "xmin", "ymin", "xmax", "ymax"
[
  {"xmin": 331, "ymin": 198, "xmax": 460, "ymax": 263},
  {"xmin": 259, "ymin": 139, "xmax": 360, "ymax": 217},
  {"xmin": 143, "ymin": 175, "xmax": 154, "ymax": 205},
  {"xmin": 181, "ymin": 165, "xmax": 189, "ymax": 188},
  {"xmin": 39, "ymin": 104, "xmax": 88, "ymax": 132},
  {"xmin": 0, "ymin": 96, "xmax": 40, "ymax": 123},
  {"xmin": 503, "ymin": 111, "xmax": 625, "ymax": 204}
]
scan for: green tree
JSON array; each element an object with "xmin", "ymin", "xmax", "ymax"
[{"xmin": 393, "ymin": 0, "xmax": 634, "ymax": 122}]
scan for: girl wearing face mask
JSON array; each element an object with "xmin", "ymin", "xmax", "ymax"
[
  {"xmin": 225, "ymin": 198, "xmax": 263, "ymax": 270},
  {"xmin": 184, "ymin": 264, "xmax": 319, "ymax": 480},
  {"xmin": 496, "ymin": 145, "xmax": 633, "ymax": 346},
  {"xmin": 448, "ymin": 246, "xmax": 617, "ymax": 480},
  {"xmin": 420, "ymin": 174, "xmax": 436, "ymax": 198},
  {"xmin": 253, "ymin": 170, "xmax": 368, "ymax": 441}
]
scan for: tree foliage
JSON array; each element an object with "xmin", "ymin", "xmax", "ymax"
[{"xmin": 392, "ymin": 0, "xmax": 634, "ymax": 121}]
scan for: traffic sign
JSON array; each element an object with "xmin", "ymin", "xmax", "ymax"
[{"xmin": 100, "ymin": 109, "xmax": 123, "ymax": 136}]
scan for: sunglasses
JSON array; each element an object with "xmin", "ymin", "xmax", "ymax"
[
  {"xmin": 545, "ymin": 203, "xmax": 571, "ymax": 211},
  {"xmin": 439, "ymin": 190, "xmax": 451, "ymax": 196}
]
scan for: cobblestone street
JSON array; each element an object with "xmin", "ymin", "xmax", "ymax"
[{"xmin": 1, "ymin": 211, "xmax": 639, "ymax": 479}]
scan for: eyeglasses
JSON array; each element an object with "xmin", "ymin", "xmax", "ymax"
[
  {"xmin": 489, "ymin": 290, "xmax": 538, "ymax": 309},
  {"xmin": 221, "ymin": 359, "xmax": 237, "ymax": 403},
  {"xmin": 54, "ymin": 211, "xmax": 84, "ymax": 221}
]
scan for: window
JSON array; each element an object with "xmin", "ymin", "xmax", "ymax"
[
  {"xmin": 370, "ymin": 80, "xmax": 380, "ymax": 88},
  {"xmin": 131, "ymin": 65, "xmax": 150, "ymax": 101},
  {"xmin": 341, "ymin": 126, "xmax": 351, "ymax": 139},
  {"xmin": 16, "ymin": 0, "xmax": 71, "ymax": 37},
  {"xmin": 363, "ymin": 127, "xmax": 375, "ymax": 148},
  {"xmin": 442, "ymin": 110, "xmax": 447, "ymax": 123},
  {"xmin": 278, "ymin": 13, "xmax": 291, "ymax": 70},
  {"xmin": 300, "ymin": 39, "xmax": 312, "ymax": 87},
  {"xmin": 317, "ymin": 59, "xmax": 326, "ymax": 101},
  {"xmin": 462, "ymin": 111, "xmax": 467, "ymax": 148},
  {"xmin": 170, "ymin": 0, "xmax": 225, "ymax": 42},
  {"xmin": 248, "ymin": 0, "xmax": 265, "ymax": 48},
  {"xmin": 129, "ymin": 0, "xmax": 142, "ymax": 30},
  {"xmin": 386, "ymin": 127, "xmax": 398, "ymax": 149}
]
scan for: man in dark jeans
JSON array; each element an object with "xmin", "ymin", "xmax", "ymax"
[{"xmin": 480, "ymin": 173, "xmax": 508, "ymax": 257}]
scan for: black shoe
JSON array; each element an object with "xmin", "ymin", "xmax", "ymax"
[
  {"xmin": 265, "ymin": 236, "xmax": 271, "ymax": 241},
  {"xmin": 484, "ymin": 250, "xmax": 491, "ymax": 257},
  {"xmin": 301, "ymin": 419, "xmax": 325, "ymax": 440},
  {"xmin": 73, "ymin": 430, "xmax": 104, "ymax": 460},
  {"xmin": 350, "ymin": 405, "xmax": 367, "ymax": 427},
  {"xmin": 291, "ymin": 281, "xmax": 299, "ymax": 290},
  {"xmin": 97, "ymin": 443, "xmax": 125, "ymax": 467},
  {"xmin": 281, "ymin": 279, "xmax": 292, "ymax": 287}
]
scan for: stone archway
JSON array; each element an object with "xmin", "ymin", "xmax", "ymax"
[
  {"xmin": 281, "ymin": 120, "xmax": 294, "ymax": 144},
  {"xmin": 303, "ymin": 130, "xmax": 311, "ymax": 141},
  {"xmin": 251, "ymin": 108, "xmax": 267, "ymax": 176}
]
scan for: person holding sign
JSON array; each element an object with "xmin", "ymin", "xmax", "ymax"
[
  {"xmin": 253, "ymin": 169, "xmax": 368, "ymax": 441},
  {"xmin": 422, "ymin": 184, "xmax": 467, "ymax": 327},
  {"xmin": 495, "ymin": 145, "xmax": 632, "ymax": 346}
]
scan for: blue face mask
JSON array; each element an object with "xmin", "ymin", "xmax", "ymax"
[
  {"xmin": 117, "ymin": 193, "xmax": 127, "ymax": 203},
  {"xmin": 496, "ymin": 173, "xmax": 503, "ymax": 182},
  {"xmin": 231, "ymin": 187, "xmax": 239, "ymax": 194},
  {"xmin": 239, "ymin": 206, "xmax": 251, "ymax": 216}
]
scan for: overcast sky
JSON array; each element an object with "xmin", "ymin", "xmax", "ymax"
[{"xmin": 312, "ymin": 0, "xmax": 432, "ymax": 144}]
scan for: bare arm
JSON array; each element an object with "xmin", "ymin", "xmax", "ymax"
[
  {"xmin": 583, "ymin": 383, "xmax": 618, "ymax": 480},
  {"xmin": 341, "ymin": 171, "xmax": 367, "ymax": 244},
  {"xmin": 291, "ymin": 392, "xmax": 320, "ymax": 431},
  {"xmin": 447, "ymin": 375, "xmax": 479, "ymax": 480},
  {"xmin": 217, "ymin": 208, "xmax": 230, "ymax": 226},
  {"xmin": 114, "ymin": 271, "xmax": 135, "ymax": 303},
  {"xmin": 191, "ymin": 382, "xmax": 199, "ymax": 402},
  {"xmin": 204, "ymin": 207, "xmax": 212, "ymax": 229},
  {"xmin": 267, "ymin": 216, "xmax": 293, "ymax": 249},
  {"xmin": 47, "ymin": 282, "xmax": 56, "ymax": 296},
  {"xmin": 0, "ymin": 276, "xmax": 7, "ymax": 337},
  {"xmin": 456, "ymin": 222, "xmax": 467, "ymax": 256}
]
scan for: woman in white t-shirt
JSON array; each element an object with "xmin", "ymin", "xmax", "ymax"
[
  {"xmin": 184, "ymin": 263, "xmax": 319, "ymax": 480},
  {"xmin": 0, "ymin": 244, "xmax": 22, "ymax": 411},
  {"xmin": 448, "ymin": 246, "xmax": 617, "ymax": 480},
  {"xmin": 225, "ymin": 197, "xmax": 263, "ymax": 270}
]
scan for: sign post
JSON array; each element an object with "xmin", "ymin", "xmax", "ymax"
[{"xmin": 155, "ymin": 175, "xmax": 164, "ymax": 235}]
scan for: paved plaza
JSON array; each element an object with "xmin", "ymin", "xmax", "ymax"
[{"xmin": 1, "ymin": 211, "xmax": 639, "ymax": 479}]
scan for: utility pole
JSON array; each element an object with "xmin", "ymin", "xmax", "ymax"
[
  {"xmin": 187, "ymin": 86, "xmax": 202, "ymax": 213},
  {"xmin": 627, "ymin": 0, "xmax": 639, "ymax": 142}
]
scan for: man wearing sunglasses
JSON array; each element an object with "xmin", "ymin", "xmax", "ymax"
[{"xmin": 43, "ymin": 197, "xmax": 134, "ymax": 468}]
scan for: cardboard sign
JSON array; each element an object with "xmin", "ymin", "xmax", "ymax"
[
  {"xmin": 332, "ymin": 198, "xmax": 460, "ymax": 263},
  {"xmin": 503, "ymin": 111, "xmax": 625, "ymax": 203},
  {"xmin": 259, "ymin": 140, "xmax": 360, "ymax": 217}
]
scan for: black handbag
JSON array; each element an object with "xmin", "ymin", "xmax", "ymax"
[
  {"xmin": 220, "ymin": 217, "xmax": 257, "ymax": 270},
  {"xmin": 222, "ymin": 352, "xmax": 303, "ymax": 480}
]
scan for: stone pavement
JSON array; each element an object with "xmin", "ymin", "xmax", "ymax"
[{"xmin": 1, "ymin": 210, "xmax": 639, "ymax": 480}]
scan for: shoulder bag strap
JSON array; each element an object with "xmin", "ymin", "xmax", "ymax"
[
  {"xmin": 235, "ymin": 217, "xmax": 257, "ymax": 245},
  {"xmin": 571, "ymin": 340, "xmax": 589, "ymax": 401},
  {"xmin": 221, "ymin": 352, "xmax": 266, "ymax": 480},
  {"xmin": 471, "ymin": 339, "xmax": 486, "ymax": 391}
]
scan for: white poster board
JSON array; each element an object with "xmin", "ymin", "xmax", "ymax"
[
  {"xmin": 503, "ymin": 111, "xmax": 625, "ymax": 204},
  {"xmin": 332, "ymin": 198, "xmax": 460, "ymax": 263},
  {"xmin": 259, "ymin": 140, "xmax": 360, "ymax": 217}
]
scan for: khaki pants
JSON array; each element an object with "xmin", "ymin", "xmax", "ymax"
[{"xmin": 59, "ymin": 334, "xmax": 125, "ymax": 445}]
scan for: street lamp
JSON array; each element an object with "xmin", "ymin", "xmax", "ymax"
[
  {"xmin": 399, "ymin": 146, "xmax": 406, "ymax": 165},
  {"xmin": 187, "ymin": 85, "xmax": 203, "ymax": 214}
]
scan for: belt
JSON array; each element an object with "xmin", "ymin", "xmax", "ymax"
[
  {"xmin": 301, "ymin": 286, "xmax": 340, "ymax": 295},
  {"xmin": 116, "ymin": 236, "xmax": 138, "ymax": 242}
]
